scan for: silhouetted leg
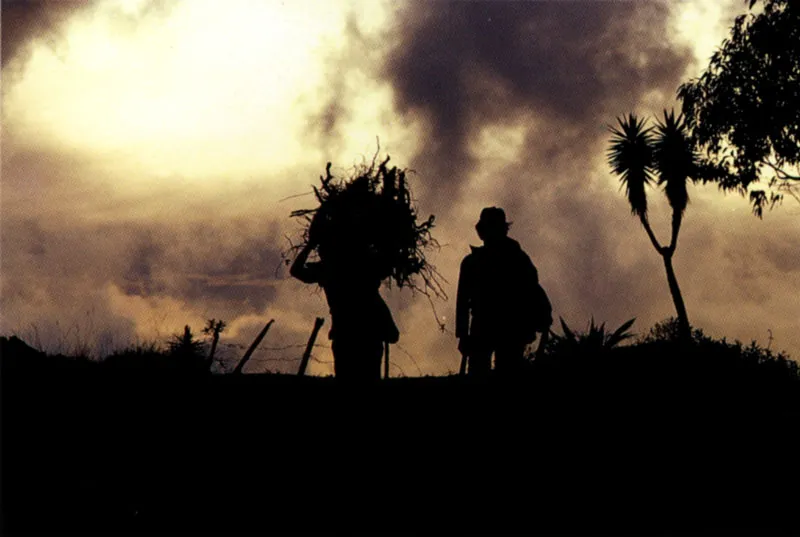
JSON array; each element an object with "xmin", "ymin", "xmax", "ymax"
[
  {"xmin": 494, "ymin": 342, "xmax": 526, "ymax": 376},
  {"xmin": 332, "ymin": 338, "xmax": 383, "ymax": 381},
  {"xmin": 352, "ymin": 338, "xmax": 383, "ymax": 381},
  {"xmin": 468, "ymin": 339, "xmax": 492, "ymax": 377},
  {"xmin": 332, "ymin": 338, "xmax": 354, "ymax": 380}
]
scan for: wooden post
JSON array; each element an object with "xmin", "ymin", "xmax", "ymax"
[
  {"xmin": 233, "ymin": 320, "xmax": 274, "ymax": 374},
  {"xmin": 384, "ymin": 342, "xmax": 390, "ymax": 380},
  {"xmin": 297, "ymin": 317, "xmax": 325, "ymax": 376}
]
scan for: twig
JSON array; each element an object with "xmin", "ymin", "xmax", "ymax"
[
  {"xmin": 394, "ymin": 343, "xmax": 424, "ymax": 376},
  {"xmin": 278, "ymin": 191, "xmax": 315, "ymax": 203}
]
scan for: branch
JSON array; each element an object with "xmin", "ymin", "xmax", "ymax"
[
  {"xmin": 668, "ymin": 211, "xmax": 682, "ymax": 254},
  {"xmin": 639, "ymin": 215, "xmax": 664, "ymax": 253},
  {"xmin": 763, "ymin": 159, "xmax": 800, "ymax": 182},
  {"xmin": 779, "ymin": 183, "xmax": 800, "ymax": 204}
]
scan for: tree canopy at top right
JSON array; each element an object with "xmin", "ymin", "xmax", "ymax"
[{"xmin": 678, "ymin": 0, "xmax": 799, "ymax": 216}]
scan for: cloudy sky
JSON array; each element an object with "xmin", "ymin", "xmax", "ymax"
[{"xmin": 2, "ymin": 0, "xmax": 798, "ymax": 375}]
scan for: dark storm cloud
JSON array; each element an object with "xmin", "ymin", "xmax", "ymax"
[
  {"xmin": 1, "ymin": 205, "xmax": 285, "ymax": 347},
  {"xmin": 302, "ymin": 13, "xmax": 379, "ymax": 154},
  {"xmin": 1, "ymin": 0, "xmax": 91, "ymax": 69},
  {"xmin": 366, "ymin": 0, "xmax": 703, "ymax": 353},
  {"xmin": 1, "ymin": 0, "xmax": 174, "ymax": 72},
  {"xmin": 760, "ymin": 238, "xmax": 800, "ymax": 275},
  {"xmin": 382, "ymin": 1, "xmax": 693, "ymax": 205},
  {"xmin": 114, "ymin": 219, "xmax": 284, "ymax": 316}
]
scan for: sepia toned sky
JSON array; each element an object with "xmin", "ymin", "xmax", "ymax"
[{"xmin": 2, "ymin": 0, "xmax": 798, "ymax": 375}]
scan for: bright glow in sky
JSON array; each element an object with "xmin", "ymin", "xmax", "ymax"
[
  {"xmin": 3, "ymin": 0, "xmax": 396, "ymax": 183},
  {"xmin": 673, "ymin": 1, "xmax": 735, "ymax": 68}
]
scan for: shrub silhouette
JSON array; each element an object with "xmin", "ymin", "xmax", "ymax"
[
  {"xmin": 101, "ymin": 340, "xmax": 170, "ymax": 372},
  {"xmin": 100, "ymin": 328, "xmax": 207, "ymax": 374},
  {"xmin": 166, "ymin": 325, "xmax": 207, "ymax": 372},
  {"xmin": 529, "ymin": 317, "xmax": 798, "ymax": 390}
]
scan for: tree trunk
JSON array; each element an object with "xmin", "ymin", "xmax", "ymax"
[
  {"xmin": 669, "ymin": 211, "xmax": 683, "ymax": 252},
  {"xmin": 661, "ymin": 253, "xmax": 691, "ymax": 340},
  {"xmin": 639, "ymin": 215, "xmax": 663, "ymax": 252}
]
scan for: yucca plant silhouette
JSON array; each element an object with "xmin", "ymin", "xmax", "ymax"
[{"xmin": 608, "ymin": 111, "xmax": 697, "ymax": 340}]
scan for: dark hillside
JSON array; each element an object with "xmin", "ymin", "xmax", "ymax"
[{"xmin": 2, "ymin": 336, "xmax": 799, "ymax": 536}]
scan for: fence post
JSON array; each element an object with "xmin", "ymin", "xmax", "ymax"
[
  {"xmin": 298, "ymin": 317, "xmax": 325, "ymax": 376},
  {"xmin": 233, "ymin": 320, "xmax": 274, "ymax": 374}
]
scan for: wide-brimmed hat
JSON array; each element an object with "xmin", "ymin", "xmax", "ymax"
[{"xmin": 475, "ymin": 207, "xmax": 510, "ymax": 234}]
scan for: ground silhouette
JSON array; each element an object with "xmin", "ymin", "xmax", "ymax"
[{"xmin": 2, "ymin": 334, "xmax": 798, "ymax": 536}]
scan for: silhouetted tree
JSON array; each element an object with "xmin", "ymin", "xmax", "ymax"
[
  {"xmin": 678, "ymin": 0, "xmax": 800, "ymax": 216},
  {"xmin": 608, "ymin": 112, "xmax": 698, "ymax": 340}
]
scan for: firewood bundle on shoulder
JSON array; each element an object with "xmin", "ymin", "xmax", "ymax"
[{"xmin": 291, "ymin": 156, "xmax": 443, "ymax": 297}]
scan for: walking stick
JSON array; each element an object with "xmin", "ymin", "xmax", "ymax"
[
  {"xmin": 459, "ymin": 353, "xmax": 468, "ymax": 376},
  {"xmin": 384, "ymin": 341, "xmax": 390, "ymax": 379}
]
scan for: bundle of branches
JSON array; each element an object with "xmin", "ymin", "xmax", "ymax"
[{"xmin": 291, "ymin": 156, "xmax": 444, "ymax": 298}]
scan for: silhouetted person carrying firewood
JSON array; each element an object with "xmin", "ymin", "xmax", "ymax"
[
  {"xmin": 291, "ymin": 216, "xmax": 399, "ymax": 381},
  {"xmin": 456, "ymin": 207, "xmax": 552, "ymax": 377}
]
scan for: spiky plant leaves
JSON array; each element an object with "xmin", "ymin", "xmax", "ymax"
[
  {"xmin": 559, "ymin": 317, "xmax": 576, "ymax": 343},
  {"xmin": 202, "ymin": 318, "xmax": 226, "ymax": 336},
  {"xmin": 553, "ymin": 317, "xmax": 637, "ymax": 355},
  {"xmin": 606, "ymin": 318, "xmax": 636, "ymax": 349},
  {"xmin": 653, "ymin": 110, "xmax": 697, "ymax": 217},
  {"xmin": 585, "ymin": 317, "xmax": 606, "ymax": 349},
  {"xmin": 608, "ymin": 114, "xmax": 654, "ymax": 218}
]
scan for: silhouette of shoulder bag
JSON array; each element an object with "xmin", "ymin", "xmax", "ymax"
[{"xmin": 377, "ymin": 297, "xmax": 400, "ymax": 344}]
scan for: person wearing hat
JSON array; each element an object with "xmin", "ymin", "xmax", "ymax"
[{"xmin": 456, "ymin": 207, "xmax": 551, "ymax": 376}]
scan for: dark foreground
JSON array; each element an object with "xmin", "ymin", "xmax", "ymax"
[{"xmin": 3, "ymin": 342, "xmax": 799, "ymax": 536}]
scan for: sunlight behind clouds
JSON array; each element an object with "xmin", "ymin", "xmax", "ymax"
[
  {"xmin": 671, "ymin": 1, "xmax": 738, "ymax": 71},
  {"xmin": 3, "ymin": 0, "xmax": 393, "ymax": 182}
]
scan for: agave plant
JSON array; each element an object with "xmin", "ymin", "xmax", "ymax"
[
  {"xmin": 551, "ymin": 317, "xmax": 636, "ymax": 354},
  {"xmin": 608, "ymin": 110, "xmax": 697, "ymax": 340}
]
